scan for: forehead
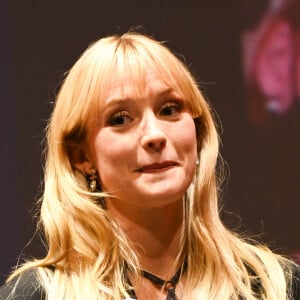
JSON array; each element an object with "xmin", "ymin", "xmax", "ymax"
[{"xmin": 104, "ymin": 71, "xmax": 177, "ymax": 103}]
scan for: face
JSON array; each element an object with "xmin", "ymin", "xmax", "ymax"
[
  {"xmin": 88, "ymin": 72, "xmax": 198, "ymax": 208},
  {"xmin": 255, "ymin": 21, "xmax": 293, "ymax": 113}
]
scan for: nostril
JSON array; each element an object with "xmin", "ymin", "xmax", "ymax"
[{"xmin": 148, "ymin": 140, "xmax": 166, "ymax": 152}]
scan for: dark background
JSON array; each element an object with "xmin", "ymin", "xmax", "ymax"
[{"xmin": 1, "ymin": 0, "xmax": 299, "ymax": 283}]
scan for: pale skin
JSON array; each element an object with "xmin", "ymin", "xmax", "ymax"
[{"xmin": 75, "ymin": 72, "xmax": 198, "ymax": 299}]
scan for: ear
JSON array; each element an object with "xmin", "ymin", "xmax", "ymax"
[{"xmin": 67, "ymin": 143, "xmax": 94, "ymax": 174}]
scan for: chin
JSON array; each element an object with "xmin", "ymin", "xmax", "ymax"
[{"xmin": 138, "ymin": 188, "xmax": 187, "ymax": 207}]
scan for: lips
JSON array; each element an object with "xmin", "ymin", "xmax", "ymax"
[{"xmin": 136, "ymin": 161, "xmax": 178, "ymax": 173}]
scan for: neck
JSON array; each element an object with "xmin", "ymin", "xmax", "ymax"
[{"xmin": 107, "ymin": 199, "xmax": 184, "ymax": 278}]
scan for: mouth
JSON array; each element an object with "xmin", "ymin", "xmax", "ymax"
[{"xmin": 136, "ymin": 161, "xmax": 178, "ymax": 173}]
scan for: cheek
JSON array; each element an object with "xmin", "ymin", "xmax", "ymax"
[
  {"xmin": 91, "ymin": 130, "xmax": 134, "ymax": 184},
  {"xmin": 92, "ymin": 128, "xmax": 126, "ymax": 160},
  {"xmin": 177, "ymin": 117, "xmax": 198, "ymax": 157}
]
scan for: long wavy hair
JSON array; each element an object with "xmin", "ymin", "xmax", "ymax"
[{"xmin": 10, "ymin": 32, "xmax": 293, "ymax": 299}]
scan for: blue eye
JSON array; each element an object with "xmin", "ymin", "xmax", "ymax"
[
  {"xmin": 107, "ymin": 111, "xmax": 132, "ymax": 126},
  {"xmin": 159, "ymin": 102, "xmax": 183, "ymax": 116}
]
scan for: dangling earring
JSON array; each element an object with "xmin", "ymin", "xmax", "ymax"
[
  {"xmin": 88, "ymin": 168, "xmax": 98, "ymax": 192},
  {"xmin": 196, "ymin": 159, "xmax": 200, "ymax": 166},
  {"xmin": 86, "ymin": 168, "xmax": 106, "ymax": 209}
]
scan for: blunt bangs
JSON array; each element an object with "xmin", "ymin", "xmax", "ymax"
[
  {"xmin": 60, "ymin": 33, "xmax": 204, "ymax": 144},
  {"xmin": 90, "ymin": 34, "xmax": 203, "ymax": 120}
]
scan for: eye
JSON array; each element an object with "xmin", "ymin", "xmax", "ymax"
[
  {"xmin": 107, "ymin": 111, "xmax": 133, "ymax": 126},
  {"xmin": 159, "ymin": 101, "xmax": 184, "ymax": 117}
]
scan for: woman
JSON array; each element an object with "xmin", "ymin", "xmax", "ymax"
[
  {"xmin": 243, "ymin": 0, "xmax": 300, "ymax": 125},
  {"xmin": 1, "ymin": 32, "xmax": 299, "ymax": 299}
]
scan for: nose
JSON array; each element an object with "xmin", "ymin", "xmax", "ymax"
[{"xmin": 141, "ymin": 112, "xmax": 167, "ymax": 152}]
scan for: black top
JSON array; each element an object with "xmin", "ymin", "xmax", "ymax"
[
  {"xmin": 1, "ymin": 266, "xmax": 300, "ymax": 299},
  {"xmin": 0, "ymin": 270, "xmax": 45, "ymax": 300}
]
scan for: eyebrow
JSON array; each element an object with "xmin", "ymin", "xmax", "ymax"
[{"xmin": 102, "ymin": 87, "xmax": 179, "ymax": 110}]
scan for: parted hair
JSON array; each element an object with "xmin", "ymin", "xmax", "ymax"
[{"xmin": 9, "ymin": 32, "xmax": 294, "ymax": 299}]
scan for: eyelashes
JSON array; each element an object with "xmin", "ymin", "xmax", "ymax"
[
  {"xmin": 107, "ymin": 111, "xmax": 133, "ymax": 126},
  {"xmin": 106, "ymin": 100, "xmax": 186, "ymax": 127},
  {"xmin": 158, "ymin": 101, "xmax": 184, "ymax": 116}
]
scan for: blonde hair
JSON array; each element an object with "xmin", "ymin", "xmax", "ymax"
[{"xmin": 9, "ymin": 32, "xmax": 294, "ymax": 299}]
